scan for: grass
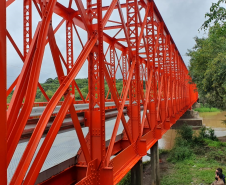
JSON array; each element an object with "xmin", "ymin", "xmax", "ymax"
[
  {"xmin": 194, "ymin": 107, "xmax": 220, "ymax": 112},
  {"xmin": 161, "ymin": 155, "xmax": 222, "ymax": 185},
  {"xmin": 194, "ymin": 104, "xmax": 221, "ymax": 112}
]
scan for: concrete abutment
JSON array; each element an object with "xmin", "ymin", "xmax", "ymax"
[{"xmin": 171, "ymin": 109, "xmax": 203, "ymax": 129}]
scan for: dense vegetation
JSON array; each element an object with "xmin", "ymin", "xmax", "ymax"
[
  {"xmin": 188, "ymin": 22, "xmax": 226, "ymax": 109},
  {"xmin": 118, "ymin": 125, "xmax": 226, "ymax": 185},
  {"xmin": 188, "ymin": 0, "xmax": 226, "ymax": 110},
  {"xmin": 35, "ymin": 78, "xmax": 90, "ymax": 102}
]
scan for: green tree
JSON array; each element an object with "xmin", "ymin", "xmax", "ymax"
[
  {"xmin": 7, "ymin": 77, "xmax": 131, "ymax": 103},
  {"xmin": 188, "ymin": 23, "xmax": 226, "ymax": 109},
  {"xmin": 201, "ymin": 0, "xmax": 226, "ymax": 30},
  {"xmin": 40, "ymin": 90, "xmax": 54, "ymax": 102}
]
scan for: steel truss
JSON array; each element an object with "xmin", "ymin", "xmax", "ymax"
[{"xmin": 1, "ymin": 0, "xmax": 198, "ymax": 184}]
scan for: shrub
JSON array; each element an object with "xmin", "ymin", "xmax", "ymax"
[
  {"xmin": 174, "ymin": 137, "xmax": 189, "ymax": 147},
  {"xmin": 167, "ymin": 124, "xmax": 219, "ymax": 163},
  {"xmin": 192, "ymin": 134, "xmax": 205, "ymax": 147},
  {"xmin": 208, "ymin": 128, "xmax": 218, "ymax": 141},
  {"xmin": 177, "ymin": 124, "xmax": 193, "ymax": 142},
  {"xmin": 199, "ymin": 126, "xmax": 208, "ymax": 138},
  {"xmin": 168, "ymin": 145, "xmax": 193, "ymax": 162},
  {"xmin": 167, "ymin": 136, "xmax": 193, "ymax": 162},
  {"xmin": 199, "ymin": 126, "xmax": 218, "ymax": 141}
]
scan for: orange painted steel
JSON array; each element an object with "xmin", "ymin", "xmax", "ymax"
[
  {"xmin": 0, "ymin": 0, "xmax": 7, "ymax": 184},
  {"xmin": 2, "ymin": 0, "xmax": 198, "ymax": 184}
]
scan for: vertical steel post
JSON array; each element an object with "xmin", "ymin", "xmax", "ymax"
[
  {"xmin": 87, "ymin": 0, "xmax": 105, "ymax": 164},
  {"xmin": 110, "ymin": 45, "xmax": 116, "ymax": 100},
  {"xmin": 87, "ymin": 0, "xmax": 93, "ymax": 160},
  {"xmin": 66, "ymin": 20, "xmax": 75, "ymax": 95},
  {"xmin": 172, "ymin": 48, "xmax": 177, "ymax": 116},
  {"xmin": 0, "ymin": 0, "xmax": 7, "ymax": 183},
  {"xmin": 160, "ymin": 23, "xmax": 166, "ymax": 124},
  {"xmin": 127, "ymin": 0, "xmax": 141, "ymax": 141},
  {"xmin": 167, "ymin": 38, "xmax": 173, "ymax": 119},
  {"xmin": 122, "ymin": 51, "xmax": 127, "ymax": 98},
  {"xmin": 140, "ymin": 64, "xmax": 143, "ymax": 96},
  {"xmin": 97, "ymin": 0, "xmax": 105, "ymax": 164},
  {"xmin": 146, "ymin": 2, "xmax": 156, "ymax": 131},
  {"xmin": 66, "ymin": 21, "xmax": 73, "ymax": 72},
  {"xmin": 23, "ymin": 0, "xmax": 32, "ymax": 57},
  {"xmin": 135, "ymin": 0, "xmax": 141, "ymax": 139},
  {"xmin": 175, "ymin": 52, "xmax": 179, "ymax": 115}
]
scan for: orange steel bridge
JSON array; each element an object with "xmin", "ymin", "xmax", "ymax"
[{"xmin": 0, "ymin": 0, "xmax": 198, "ymax": 184}]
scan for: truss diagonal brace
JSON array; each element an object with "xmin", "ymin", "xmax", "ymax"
[
  {"xmin": 104, "ymin": 58, "xmax": 136, "ymax": 167},
  {"xmin": 117, "ymin": 0, "xmax": 132, "ymax": 57},
  {"xmin": 69, "ymin": 104, "xmax": 91, "ymax": 163},
  {"xmin": 141, "ymin": 70, "xmax": 153, "ymax": 134},
  {"xmin": 103, "ymin": 0, "xmax": 118, "ymax": 27},
  {"xmin": 74, "ymin": 0, "xmax": 92, "ymax": 36},
  {"xmin": 137, "ymin": 2, "xmax": 151, "ymax": 48},
  {"xmin": 104, "ymin": 58, "xmax": 133, "ymax": 145},
  {"xmin": 18, "ymin": 95, "xmax": 74, "ymax": 185}
]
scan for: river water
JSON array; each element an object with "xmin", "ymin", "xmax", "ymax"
[{"xmin": 158, "ymin": 111, "xmax": 226, "ymax": 150}]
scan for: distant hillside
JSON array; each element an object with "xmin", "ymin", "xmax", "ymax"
[
  {"xmin": 7, "ymin": 78, "xmax": 147, "ymax": 103},
  {"xmin": 34, "ymin": 77, "xmax": 124, "ymax": 102}
]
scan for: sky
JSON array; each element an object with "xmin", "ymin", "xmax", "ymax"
[{"xmin": 6, "ymin": 0, "xmax": 217, "ymax": 88}]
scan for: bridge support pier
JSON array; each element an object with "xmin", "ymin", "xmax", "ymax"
[
  {"xmin": 151, "ymin": 141, "xmax": 160, "ymax": 185},
  {"xmin": 131, "ymin": 159, "xmax": 143, "ymax": 185},
  {"xmin": 172, "ymin": 109, "xmax": 203, "ymax": 129}
]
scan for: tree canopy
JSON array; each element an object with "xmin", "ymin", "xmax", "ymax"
[
  {"xmin": 201, "ymin": 0, "xmax": 226, "ymax": 30},
  {"xmin": 188, "ymin": 22, "xmax": 226, "ymax": 109},
  {"xmin": 34, "ymin": 78, "xmax": 124, "ymax": 102},
  {"xmin": 7, "ymin": 77, "xmax": 145, "ymax": 103}
]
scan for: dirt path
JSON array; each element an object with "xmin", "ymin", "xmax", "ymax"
[
  {"xmin": 143, "ymin": 153, "xmax": 173, "ymax": 185},
  {"xmin": 218, "ymin": 136, "xmax": 226, "ymax": 142}
]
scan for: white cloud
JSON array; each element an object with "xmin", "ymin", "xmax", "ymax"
[{"xmin": 6, "ymin": 0, "xmax": 216, "ymax": 88}]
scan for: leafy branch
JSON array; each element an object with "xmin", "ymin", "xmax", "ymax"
[{"xmin": 201, "ymin": 0, "xmax": 226, "ymax": 30}]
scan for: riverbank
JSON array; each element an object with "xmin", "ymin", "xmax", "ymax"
[
  {"xmin": 153, "ymin": 142, "xmax": 226, "ymax": 184},
  {"xmin": 155, "ymin": 126, "xmax": 226, "ymax": 185},
  {"xmin": 118, "ymin": 125, "xmax": 226, "ymax": 185}
]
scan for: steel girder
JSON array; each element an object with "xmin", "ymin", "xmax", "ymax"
[
  {"xmin": 2, "ymin": 0, "xmax": 198, "ymax": 184},
  {"xmin": 0, "ymin": 0, "xmax": 7, "ymax": 184}
]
